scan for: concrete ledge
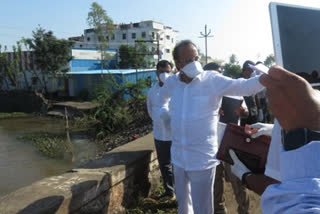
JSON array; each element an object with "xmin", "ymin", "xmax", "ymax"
[{"xmin": 0, "ymin": 133, "xmax": 159, "ymax": 214}]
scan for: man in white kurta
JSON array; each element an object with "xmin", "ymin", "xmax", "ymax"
[
  {"xmin": 160, "ymin": 40, "xmax": 264, "ymax": 214},
  {"xmin": 147, "ymin": 60, "xmax": 174, "ymax": 199}
]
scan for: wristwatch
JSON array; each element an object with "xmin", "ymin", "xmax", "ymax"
[{"xmin": 281, "ymin": 128, "xmax": 320, "ymax": 151}]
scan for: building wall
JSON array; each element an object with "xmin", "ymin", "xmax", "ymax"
[
  {"xmin": 72, "ymin": 20, "xmax": 178, "ymax": 66},
  {"xmin": 68, "ymin": 69, "xmax": 157, "ymax": 97},
  {"xmin": 71, "ymin": 48, "xmax": 118, "ymax": 71},
  {"xmin": 0, "ymin": 51, "xmax": 63, "ymax": 92},
  {"xmin": 1, "ymin": 48, "xmax": 119, "ymax": 93}
]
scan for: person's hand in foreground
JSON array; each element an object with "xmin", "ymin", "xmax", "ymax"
[
  {"xmin": 249, "ymin": 123, "xmax": 274, "ymax": 138},
  {"xmin": 259, "ymin": 66, "xmax": 320, "ymax": 131},
  {"xmin": 229, "ymin": 150, "xmax": 251, "ymax": 181}
]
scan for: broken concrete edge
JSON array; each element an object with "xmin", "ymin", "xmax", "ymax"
[{"xmin": 0, "ymin": 133, "xmax": 160, "ymax": 214}]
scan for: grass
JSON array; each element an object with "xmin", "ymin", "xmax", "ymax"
[
  {"xmin": 20, "ymin": 132, "xmax": 73, "ymax": 159},
  {"xmin": 0, "ymin": 112, "xmax": 32, "ymax": 119},
  {"xmin": 126, "ymin": 183, "xmax": 177, "ymax": 214}
]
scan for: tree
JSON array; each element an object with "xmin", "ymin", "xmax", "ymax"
[
  {"xmin": 223, "ymin": 54, "xmax": 242, "ymax": 78},
  {"xmin": 0, "ymin": 42, "xmax": 28, "ymax": 90},
  {"xmin": 229, "ymin": 54, "xmax": 239, "ymax": 64},
  {"xmin": 119, "ymin": 45, "xmax": 135, "ymax": 69},
  {"xmin": 134, "ymin": 39, "xmax": 150, "ymax": 68},
  {"xmin": 16, "ymin": 41, "xmax": 30, "ymax": 89},
  {"xmin": 119, "ymin": 42, "xmax": 151, "ymax": 69},
  {"xmin": 87, "ymin": 2, "xmax": 114, "ymax": 74},
  {"xmin": 23, "ymin": 27, "xmax": 73, "ymax": 93},
  {"xmin": 118, "ymin": 40, "xmax": 151, "ymax": 69},
  {"xmin": 0, "ymin": 45, "xmax": 10, "ymax": 89},
  {"xmin": 264, "ymin": 54, "xmax": 275, "ymax": 67}
]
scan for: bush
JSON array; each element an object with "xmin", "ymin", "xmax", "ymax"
[{"xmin": 91, "ymin": 78, "xmax": 150, "ymax": 139}]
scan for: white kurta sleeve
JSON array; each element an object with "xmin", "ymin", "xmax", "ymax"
[
  {"xmin": 212, "ymin": 74, "xmax": 264, "ymax": 97},
  {"xmin": 159, "ymin": 75, "xmax": 174, "ymax": 114},
  {"xmin": 261, "ymin": 141, "xmax": 320, "ymax": 214},
  {"xmin": 146, "ymin": 89, "xmax": 153, "ymax": 119}
]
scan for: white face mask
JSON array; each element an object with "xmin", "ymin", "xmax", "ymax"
[
  {"xmin": 159, "ymin": 72, "xmax": 170, "ymax": 83},
  {"xmin": 181, "ymin": 61, "xmax": 203, "ymax": 78}
]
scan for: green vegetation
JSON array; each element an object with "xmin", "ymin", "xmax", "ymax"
[
  {"xmin": 223, "ymin": 54, "xmax": 242, "ymax": 78},
  {"xmin": 126, "ymin": 184, "xmax": 177, "ymax": 214},
  {"xmin": 119, "ymin": 40, "xmax": 152, "ymax": 69},
  {"xmin": 70, "ymin": 77, "xmax": 151, "ymax": 141},
  {"xmin": 0, "ymin": 42, "xmax": 29, "ymax": 89},
  {"xmin": 93, "ymin": 78, "xmax": 150, "ymax": 139},
  {"xmin": 20, "ymin": 132, "xmax": 72, "ymax": 159},
  {"xmin": 264, "ymin": 54, "xmax": 275, "ymax": 67},
  {"xmin": 87, "ymin": 2, "xmax": 114, "ymax": 70},
  {"xmin": 22, "ymin": 27, "xmax": 73, "ymax": 93},
  {"xmin": 0, "ymin": 112, "xmax": 32, "ymax": 119}
]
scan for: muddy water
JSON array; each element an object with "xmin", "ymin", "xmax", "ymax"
[{"xmin": 0, "ymin": 117, "xmax": 97, "ymax": 198}]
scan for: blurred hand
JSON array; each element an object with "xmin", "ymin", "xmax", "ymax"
[
  {"xmin": 235, "ymin": 106, "xmax": 249, "ymax": 118},
  {"xmin": 259, "ymin": 66, "xmax": 320, "ymax": 131},
  {"xmin": 250, "ymin": 122, "xmax": 274, "ymax": 138},
  {"xmin": 219, "ymin": 108, "xmax": 224, "ymax": 116},
  {"xmin": 229, "ymin": 150, "xmax": 251, "ymax": 180}
]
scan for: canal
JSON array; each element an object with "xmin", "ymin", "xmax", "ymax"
[{"xmin": 0, "ymin": 116, "xmax": 97, "ymax": 198}]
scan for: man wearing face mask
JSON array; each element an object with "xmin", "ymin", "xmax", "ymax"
[
  {"xmin": 159, "ymin": 40, "xmax": 264, "ymax": 214},
  {"xmin": 147, "ymin": 60, "xmax": 175, "ymax": 201},
  {"xmin": 241, "ymin": 61, "xmax": 263, "ymax": 125}
]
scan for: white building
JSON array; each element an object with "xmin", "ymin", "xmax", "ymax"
[{"xmin": 70, "ymin": 20, "xmax": 178, "ymax": 66}]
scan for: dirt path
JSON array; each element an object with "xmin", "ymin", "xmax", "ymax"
[{"xmin": 224, "ymin": 181, "xmax": 262, "ymax": 214}]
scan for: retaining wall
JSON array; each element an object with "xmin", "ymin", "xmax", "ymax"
[{"xmin": 0, "ymin": 134, "xmax": 159, "ymax": 214}]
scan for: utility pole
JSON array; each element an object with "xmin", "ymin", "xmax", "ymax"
[
  {"xmin": 199, "ymin": 25, "xmax": 214, "ymax": 65},
  {"xmin": 157, "ymin": 38, "xmax": 160, "ymax": 63}
]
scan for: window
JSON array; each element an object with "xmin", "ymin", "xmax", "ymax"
[
  {"xmin": 132, "ymin": 33, "xmax": 136, "ymax": 39},
  {"xmin": 87, "ymin": 37, "xmax": 91, "ymax": 41},
  {"xmin": 166, "ymin": 35, "xmax": 170, "ymax": 40},
  {"xmin": 122, "ymin": 33, "xmax": 126, "ymax": 40},
  {"xmin": 166, "ymin": 49, "xmax": 170, "ymax": 53},
  {"xmin": 106, "ymin": 35, "xmax": 109, "ymax": 41},
  {"xmin": 111, "ymin": 34, "xmax": 115, "ymax": 40},
  {"xmin": 142, "ymin": 32, "xmax": 146, "ymax": 38},
  {"xmin": 151, "ymin": 32, "xmax": 155, "ymax": 39}
]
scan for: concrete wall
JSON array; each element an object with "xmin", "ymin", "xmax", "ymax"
[{"xmin": 0, "ymin": 134, "xmax": 160, "ymax": 214}]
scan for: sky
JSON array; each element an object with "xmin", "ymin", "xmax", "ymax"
[{"xmin": 1, "ymin": 0, "xmax": 320, "ymax": 65}]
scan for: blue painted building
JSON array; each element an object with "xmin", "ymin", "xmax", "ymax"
[{"xmin": 68, "ymin": 48, "xmax": 157, "ymax": 96}]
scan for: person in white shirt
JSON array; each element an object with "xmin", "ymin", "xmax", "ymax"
[
  {"xmin": 159, "ymin": 40, "xmax": 264, "ymax": 214},
  {"xmin": 228, "ymin": 120, "xmax": 281, "ymax": 195},
  {"xmin": 204, "ymin": 62, "xmax": 251, "ymax": 214},
  {"xmin": 230, "ymin": 65, "xmax": 320, "ymax": 213},
  {"xmin": 147, "ymin": 60, "xmax": 175, "ymax": 200}
]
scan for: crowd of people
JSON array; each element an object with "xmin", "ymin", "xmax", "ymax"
[{"xmin": 147, "ymin": 40, "xmax": 320, "ymax": 214}]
